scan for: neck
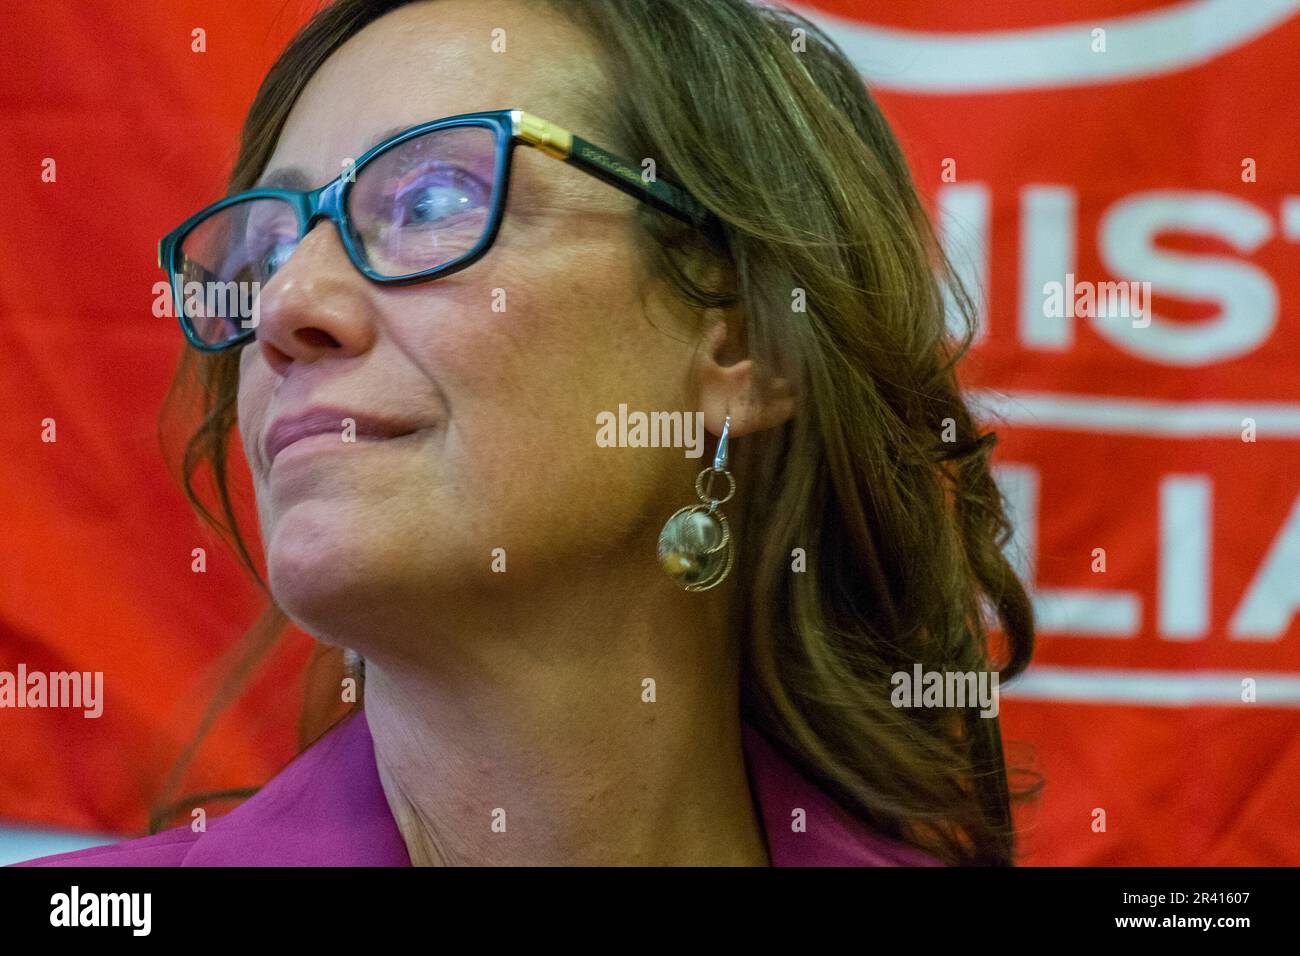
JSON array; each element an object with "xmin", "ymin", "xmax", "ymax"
[{"xmin": 353, "ymin": 564, "xmax": 770, "ymax": 866}]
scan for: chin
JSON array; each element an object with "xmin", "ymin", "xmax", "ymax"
[
  {"xmin": 262, "ymin": 500, "xmax": 471, "ymax": 640},
  {"xmin": 264, "ymin": 504, "xmax": 397, "ymax": 637}
]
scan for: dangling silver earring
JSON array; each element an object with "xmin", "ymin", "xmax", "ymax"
[{"xmin": 657, "ymin": 415, "xmax": 736, "ymax": 592}]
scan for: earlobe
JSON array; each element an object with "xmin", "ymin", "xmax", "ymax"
[
  {"xmin": 702, "ymin": 370, "xmax": 796, "ymax": 439},
  {"xmin": 743, "ymin": 374, "xmax": 797, "ymax": 433}
]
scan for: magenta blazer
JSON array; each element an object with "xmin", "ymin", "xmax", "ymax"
[{"xmin": 16, "ymin": 709, "xmax": 941, "ymax": 866}]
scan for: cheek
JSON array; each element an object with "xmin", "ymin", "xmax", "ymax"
[
  {"xmin": 236, "ymin": 346, "xmax": 276, "ymax": 469},
  {"xmin": 389, "ymin": 252, "xmax": 698, "ymax": 564},
  {"xmin": 425, "ymin": 225, "xmax": 692, "ymax": 425}
]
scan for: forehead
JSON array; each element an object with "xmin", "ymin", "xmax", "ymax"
[{"xmin": 263, "ymin": 0, "xmax": 609, "ymax": 189}]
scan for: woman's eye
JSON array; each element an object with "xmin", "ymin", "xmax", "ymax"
[
  {"xmin": 259, "ymin": 239, "xmax": 296, "ymax": 276},
  {"xmin": 396, "ymin": 167, "xmax": 488, "ymax": 225}
]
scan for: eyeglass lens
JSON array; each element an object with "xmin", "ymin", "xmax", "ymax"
[{"xmin": 176, "ymin": 124, "xmax": 500, "ymax": 348}]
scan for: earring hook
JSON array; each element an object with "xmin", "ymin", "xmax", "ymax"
[{"xmin": 713, "ymin": 414, "xmax": 732, "ymax": 472}]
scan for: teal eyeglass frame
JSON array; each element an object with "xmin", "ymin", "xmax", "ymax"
[{"xmin": 158, "ymin": 108, "xmax": 717, "ymax": 352}]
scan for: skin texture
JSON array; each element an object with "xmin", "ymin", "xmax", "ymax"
[{"xmin": 236, "ymin": 0, "xmax": 794, "ymax": 865}]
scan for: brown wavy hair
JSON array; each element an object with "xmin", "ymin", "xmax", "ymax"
[{"xmin": 153, "ymin": 0, "xmax": 1041, "ymax": 865}]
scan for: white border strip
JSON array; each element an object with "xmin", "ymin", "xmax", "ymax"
[
  {"xmin": 1002, "ymin": 666, "xmax": 1300, "ymax": 706},
  {"xmin": 969, "ymin": 389, "xmax": 1300, "ymax": 438}
]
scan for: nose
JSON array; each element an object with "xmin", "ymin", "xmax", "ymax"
[{"xmin": 252, "ymin": 219, "xmax": 380, "ymax": 376}]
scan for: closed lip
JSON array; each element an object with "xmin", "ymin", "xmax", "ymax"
[{"xmin": 264, "ymin": 404, "xmax": 424, "ymax": 465}]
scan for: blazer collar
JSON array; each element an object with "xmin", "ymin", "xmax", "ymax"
[{"xmin": 181, "ymin": 708, "xmax": 937, "ymax": 866}]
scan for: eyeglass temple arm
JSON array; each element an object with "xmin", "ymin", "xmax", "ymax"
[{"xmin": 511, "ymin": 111, "xmax": 714, "ymax": 230}]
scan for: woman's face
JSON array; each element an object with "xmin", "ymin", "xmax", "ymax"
[{"xmin": 236, "ymin": 0, "xmax": 710, "ymax": 642}]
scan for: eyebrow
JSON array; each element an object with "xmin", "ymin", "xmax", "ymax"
[{"xmin": 254, "ymin": 124, "xmax": 415, "ymax": 191}]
